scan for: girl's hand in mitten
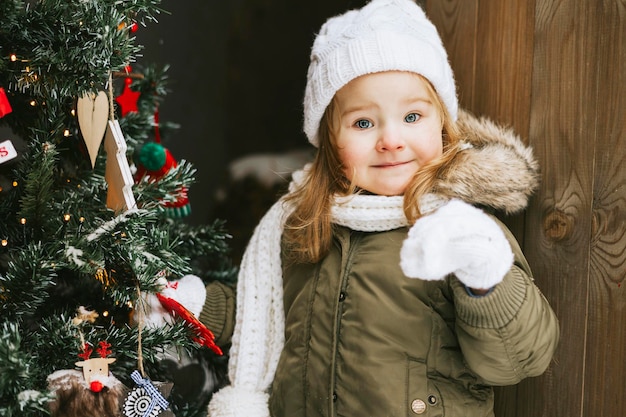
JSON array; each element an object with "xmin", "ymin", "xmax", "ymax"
[
  {"xmin": 400, "ymin": 199, "xmax": 513, "ymax": 290},
  {"xmin": 140, "ymin": 274, "xmax": 207, "ymax": 328}
]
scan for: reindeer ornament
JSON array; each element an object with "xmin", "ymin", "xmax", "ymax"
[{"xmin": 47, "ymin": 341, "xmax": 127, "ymax": 417}]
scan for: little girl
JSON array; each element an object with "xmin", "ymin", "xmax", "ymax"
[{"xmin": 201, "ymin": 0, "xmax": 560, "ymax": 416}]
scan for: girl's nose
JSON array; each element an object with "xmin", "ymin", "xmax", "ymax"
[{"xmin": 376, "ymin": 125, "xmax": 405, "ymax": 151}]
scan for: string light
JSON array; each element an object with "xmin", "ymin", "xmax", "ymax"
[
  {"xmin": 20, "ymin": 218, "xmax": 27, "ymax": 243},
  {"xmin": 63, "ymin": 214, "xmax": 71, "ymax": 223},
  {"xmin": 1, "ymin": 239, "xmax": 7, "ymax": 247},
  {"xmin": 12, "ymin": 181, "xmax": 18, "ymax": 187},
  {"xmin": 10, "ymin": 53, "xmax": 17, "ymax": 62},
  {"xmin": 77, "ymin": 216, "xmax": 85, "ymax": 236},
  {"xmin": 29, "ymin": 100, "xmax": 36, "ymax": 106}
]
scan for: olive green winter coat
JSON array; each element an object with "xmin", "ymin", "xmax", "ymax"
[{"xmin": 269, "ymin": 218, "xmax": 558, "ymax": 417}]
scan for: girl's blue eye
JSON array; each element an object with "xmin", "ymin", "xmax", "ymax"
[
  {"xmin": 405, "ymin": 113, "xmax": 420, "ymax": 123},
  {"xmin": 355, "ymin": 119, "xmax": 372, "ymax": 129}
]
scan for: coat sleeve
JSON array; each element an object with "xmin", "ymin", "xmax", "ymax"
[
  {"xmin": 450, "ymin": 219, "xmax": 560, "ymax": 386},
  {"xmin": 198, "ymin": 281, "xmax": 236, "ymax": 348}
]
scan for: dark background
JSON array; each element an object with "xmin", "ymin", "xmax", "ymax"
[{"xmin": 136, "ymin": 0, "xmax": 372, "ymax": 226}]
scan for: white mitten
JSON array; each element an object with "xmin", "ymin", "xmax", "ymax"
[
  {"xmin": 141, "ymin": 274, "xmax": 207, "ymax": 328},
  {"xmin": 400, "ymin": 199, "xmax": 513, "ymax": 289}
]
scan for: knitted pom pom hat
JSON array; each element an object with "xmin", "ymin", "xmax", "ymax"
[{"xmin": 303, "ymin": 0, "xmax": 458, "ymax": 147}]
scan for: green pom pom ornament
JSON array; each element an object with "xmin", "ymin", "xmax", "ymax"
[{"xmin": 138, "ymin": 142, "xmax": 167, "ymax": 171}]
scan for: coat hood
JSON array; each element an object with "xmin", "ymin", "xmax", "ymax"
[{"xmin": 433, "ymin": 109, "xmax": 539, "ymax": 214}]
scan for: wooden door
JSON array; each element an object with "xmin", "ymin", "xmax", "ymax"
[{"xmin": 425, "ymin": 0, "xmax": 626, "ymax": 416}]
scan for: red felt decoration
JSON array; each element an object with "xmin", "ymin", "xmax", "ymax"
[
  {"xmin": 78, "ymin": 343, "xmax": 93, "ymax": 360},
  {"xmin": 0, "ymin": 87, "xmax": 12, "ymax": 118},
  {"xmin": 115, "ymin": 78, "xmax": 140, "ymax": 117},
  {"xmin": 96, "ymin": 341, "xmax": 113, "ymax": 358},
  {"xmin": 156, "ymin": 293, "xmax": 223, "ymax": 355},
  {"xmin": 90, "ymin": 380, "xmax": 104, "ymax": 393}
]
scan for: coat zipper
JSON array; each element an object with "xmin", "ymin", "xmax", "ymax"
[{"xmin": 328, "ymin": 230, "xmax": 362, "ymax": 417}]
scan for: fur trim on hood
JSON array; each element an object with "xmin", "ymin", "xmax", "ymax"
[{"xmin": 433, "ymin": 109, "xmax": 539, "ymax": 214}]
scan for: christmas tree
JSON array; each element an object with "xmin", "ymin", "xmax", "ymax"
[{"xmin": 0, "ymin": 1, "xmax": 235, "ymax": 416}]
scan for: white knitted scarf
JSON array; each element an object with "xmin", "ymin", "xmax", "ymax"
[{"xmin": 208, "ymin": 170, "xmax": 447, "ymax": 416}]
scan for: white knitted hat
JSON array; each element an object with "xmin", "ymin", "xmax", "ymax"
[{"xmin": 303, "ymin": 0, "xmax": 458, "ymax": 147}]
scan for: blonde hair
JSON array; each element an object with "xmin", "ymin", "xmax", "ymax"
[{"xmin": 284, "ymin": 74, "xmax": 461, "ymax": 264}]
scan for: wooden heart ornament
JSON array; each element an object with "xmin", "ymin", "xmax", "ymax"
[{"xmin": 77, "ymin": 91, "xmax": 109, "ymax": 168}]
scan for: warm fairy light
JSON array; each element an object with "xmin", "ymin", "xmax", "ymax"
[
  {"xmin": 1, "ymin": 239, "xmax": 7, "ymax": 247},
  {"xmin": 79, "ymin": 217, "xmax": 85, "ymax": 223},
  {"xmin": 71, "ymin": 108, "xmax": 76, "ymax": 116},
  {"xmin": 102, "ymin": 310, "xmax": 109, "ymax": 317},
  {"xmin": 29, "ymin": 100, "xmax": 36, "ymax": 106},
  {"xmin": 0, "ymin": 186, "xmax": 3, "ymax": 192},
  {"xmin": 12, "ymin": 181, "xmax": 18, "ymax": 187},
  {"xmin": 63, "ymin": 214, "xmax": 71, "ymax": 223},
  {"xmin": 10, "ymin": 54, "xmax": 17, "ymax": 62},
  {"xmin": 20, "ymin": 218, "xmax": 26, "ymax": 225},
  {"xmin": 63, "ymin": 129, "xmax": 71, "ymax": 137}
]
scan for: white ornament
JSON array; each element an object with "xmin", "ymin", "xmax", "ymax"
[
  {"xmin": 77, "ymin": 91, "xmax": 109, "ymax": 168},
  {"xmin": 104, "ymin": 120, "xmax": 136, "ymax": 213}
]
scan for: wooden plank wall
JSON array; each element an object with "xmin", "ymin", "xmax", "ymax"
[{"xmin": 426, "ymin": 0, "xmax": 626, "ymax": 416}]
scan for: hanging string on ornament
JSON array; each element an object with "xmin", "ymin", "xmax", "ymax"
[{"xmin": 123, "ymin": 285, "xmax": 175, "ymax": 417}]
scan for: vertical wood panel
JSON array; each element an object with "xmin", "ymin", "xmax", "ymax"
[
  {"xmin": 474, "ymin": 0, "xmax": 537, "ymax": 263},
  {"xmin": 471, "ymin": 1, "xmax": 536, "ymax": 414},
  {"xmin": 525, "ymin": 0, "xmax": 594, "ymax": 416},
  {"xmin": 424, "ymin": 1, "xmax": 626, "ymax": 416},
  {"xmin": 472, "ymin": 0, "xmax": 535, "ymax": 136},
  {"xmin": 425, "ymin": 0, "xmax": 479, "ymax": 110},
  {"xmin": 427, "ymin": 0, "xmax": 535, "ymax": 243},
  {"xmin": 585, "ymin": 1, "xmax": 626, "ymax": 415}
]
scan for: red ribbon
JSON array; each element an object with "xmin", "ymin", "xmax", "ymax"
[{"xmin": 156, "ymin": 293, "xmax": 223, "ymax": 355}]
